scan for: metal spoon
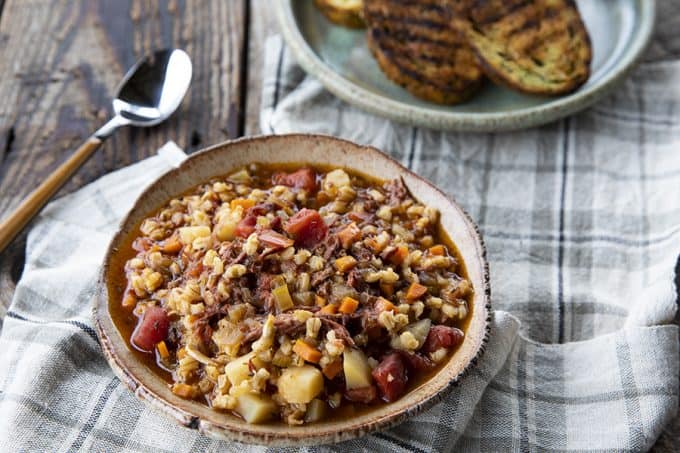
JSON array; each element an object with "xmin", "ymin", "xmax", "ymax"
[{"xmin": 0, "ymin": 49, "xmax": 192, "ymax": 253}]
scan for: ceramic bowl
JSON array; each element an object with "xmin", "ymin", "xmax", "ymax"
[{"xmin": 93, "ymin": 134, "xmax": 491, "ymax": 446}]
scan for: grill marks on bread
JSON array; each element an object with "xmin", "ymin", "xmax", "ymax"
[
  {"xmin": 450, "ymin": 0, "xmax": 592, "ymax": 95},
  {"xmin": 364, "ymin": 0, "xmax": 484, "ymax": 104}
]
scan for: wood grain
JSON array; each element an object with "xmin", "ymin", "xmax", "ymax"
[
  {"xmin": 0, "ymin": 0, "xmax": 247, "ymax": 305},
  {"xmin": 0, "ymin": 136, "xmax": 102, "ymax": 253}
]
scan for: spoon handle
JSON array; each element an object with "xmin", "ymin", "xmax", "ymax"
[{"xmin": 0, "ymin": 136, "xmax": 103, "ymax": 253}]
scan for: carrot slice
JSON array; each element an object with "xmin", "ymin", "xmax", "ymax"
[
  {"xmin": 334, "ymin": 256, "xmax": 357, "ymax": 273},
  {"xmin": 122, "ymin": 290, "xmax": 137, "ymax": 309},
  {"xmin": 389, "ymin": 245, "xmax": 409, "ymax": 265},
  {"xmin": 339, "ymin": 296, "xmax": 359, "ymax": 314},
  {"xmin": 293, "ymin": 339, "xmax": 322, "ymax": 364},
  {"xmin": 375, "ymin": 297, "xmax": 396, "ymax": 313},
  {"xmin": 428, "ymin": 245, "xmax": 446, "ymax": 256},
  {"xmin": 172, "ymin": 383, "xmax": 196, "ymax": 398},
  {"xmin": 230, "ymin": 198, "xmax": 256, "ymax": 211},
  {"xmin": 161, "ymin": 235, "xmax": 183, "ymax": 254},
  {"xmin": 322, "ymin": 359, "xmax": 343, "ymax": 379},
  {"xmin": 406, "ymin": 282, "xmax": 428, "ymax": 301},
  {"xmin": 156, "ymin": 340, "xmax": 170, "ymax": 359},
  {"xmin": 315, "ymin": 295, "xmax": 327, "ymax": 307},
  {"xmin": 320, "ymin": 304, "xmax": 338, "ymax": 315}
]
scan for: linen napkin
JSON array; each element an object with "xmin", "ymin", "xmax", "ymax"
[{"xmin": 0, "ymin": 36, "xmax": 679, "ymax": 453}]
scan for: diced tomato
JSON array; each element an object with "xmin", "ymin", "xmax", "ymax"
[
  {"xmin": 235, "ymin": 214, "xmax": 257, "ymax": 238},
  {"xmin": 344, "ymin": 385, "xmax": 377, "ymax": 404},
  {"xmin": 131, "ymin": 306, "xmax": 170, "ymax": 352},
  {"xmin": 421, "ymin": 325, "xmax": 464, "ymax": 353},
  {"xmin": 284, "ymin": 208, "xmax": 328, "ymax": 248},
  {"xmin": 236, "ymin": 203, "xmax": 275, "ymax": 238},
  {"xmin": 258, "ymin": 229, "xmax": 294, "ymax": 249},
  {"xmin": 272, "ymin": 168, "xmax": 317, "ymax": 192},
  {"xmin": 372, "ymin": 352, "xmax": 408, "ymax": 402}
]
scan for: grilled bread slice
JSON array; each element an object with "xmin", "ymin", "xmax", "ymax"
[
  {"xmin": 364, "ymin": 0, "xmax": 484, "ymax": 104},
  {"xmin": 450, "ymin": 0, "xmax": 592, "ymax": 95},
  {"xmin": 314, "ymin": 0, "xmax": 365, "ymax": 29}
]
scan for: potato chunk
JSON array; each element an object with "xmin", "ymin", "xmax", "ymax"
[
  {"xmin": 277, "ymin": 365, "xmax": 323, "ymax": 404},
  {"xmin": 224, "ymin": 352, "xmax": 263, "ymax": 386},
  {"xmin": 235, "ymin": 392, "xmax": 277, "ymax": 424},
  {"xmin": 343, "ymin": 348, "xmax": 373, "ymax": 389},
  {"xmin": 178, "ymin": 225, "xmax": 211, "ymax": 244}
]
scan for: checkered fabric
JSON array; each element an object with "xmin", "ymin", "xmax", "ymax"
[
  {"xmin": 2, "ymin": 8, "xmax": 680, "ymax": 453},
  {"xmin": 257, "ymin": 26, "xmax": 680, "ymax": 450}
]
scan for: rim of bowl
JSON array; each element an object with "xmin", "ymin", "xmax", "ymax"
[{"xmin": 93, "ymin": 133, "xmax": 492, "ymax": 446}]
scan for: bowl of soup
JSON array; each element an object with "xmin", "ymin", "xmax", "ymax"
[{"xmin": 93, "ymin": 134, "xmax": 490, "ymax": 446}]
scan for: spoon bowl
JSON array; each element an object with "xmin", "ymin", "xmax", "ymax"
[{"xmin": 100, "ymin": 49, "xmax": 192, "ymax": 137}]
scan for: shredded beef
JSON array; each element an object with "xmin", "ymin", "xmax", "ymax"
[
  {"xmin": 361, "ymin": 307, "xmax": 382, "ymax": 339},
  {"xmin": 231, "ymin": 285, "xmax": 253, "ymax": 306},
  {"xmin": 386, "ymin": 177, "xmax": 408, "ymax": 206},
  {"xmin": 311, "ymin": 267, "xmax": 334, "ymax": 287},
  {"xmin": 196, "ymin": 323, "xmax": 213, "ymax": 346},
  {"xmin": 347, "ymin": 268, "xmax": 362, "ymax": 289},
  {"xmin": 240, "ymin": 320, "xmax": 264, "ymax": 344},
  {"xmin": 273, "ymin": 313, "xmax": 307, "ymax": 337},
  {"xmin": 317, "ymin": 316, "xmax": 356, "ymax": 347},
  {"xmin": 353, "ymin": 245, "xmax": 374, "ymax": 262},
  {"xmin": 255, "ymin": 273, "xmax": 276, "ymax": 312},
  {"xmin": 319, "ymin": 234, "xmax": 341, "ymax": 260},
  {"xmin": 316, "ymin": 280, "xmax": 332, "ymax": 299}
]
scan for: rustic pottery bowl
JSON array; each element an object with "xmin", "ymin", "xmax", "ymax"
[{"xmin": 93, "ymin": 134, "xmax": 490, "ymax": 446}]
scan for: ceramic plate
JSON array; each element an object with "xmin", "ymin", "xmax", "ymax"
[{"xmin": 275, "ymin": 1, "xmax": 655, "ymax": 132}]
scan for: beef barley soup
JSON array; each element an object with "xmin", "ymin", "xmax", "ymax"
[{"xmin": 111, "ymin": 163, "xmax": 473, "ymax": 425}]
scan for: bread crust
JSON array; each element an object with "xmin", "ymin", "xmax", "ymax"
[
  {"xmin": 364, "ymin": 0, "xmax": 484, "ymax": 104},
  {"xmin": 450, "ymin": 0, "xmax": 592, "ymax": 95}
]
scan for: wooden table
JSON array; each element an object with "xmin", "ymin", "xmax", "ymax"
[{"xmin": 0, "ymin": 1, "xmax": 676, "ymax": 450}]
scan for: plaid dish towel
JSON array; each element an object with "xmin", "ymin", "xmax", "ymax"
[
  {"xmin": 1, "ymin": 27, "xmax": 680, "ymax": 453},
  {"xmin": 258, "ymin": 26, "xmax": 680, "ymax": 453}
]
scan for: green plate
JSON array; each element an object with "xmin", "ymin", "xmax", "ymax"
[{"xmin": 275, "ymin": 1, "xmax": 655, "ymax": 132}]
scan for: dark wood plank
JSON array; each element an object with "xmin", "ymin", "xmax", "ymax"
[
  {"xmin": 245, "ymin": 0, "xmax": 277, "ymax": 136},
  {"xmin": 0, "ymin": 0, "xmax": 247, "ymax": 309}
]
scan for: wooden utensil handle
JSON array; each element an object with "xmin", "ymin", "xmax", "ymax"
[{"xmin": 0, "ymin": 136, "xmax": 103, "ymax": 253}]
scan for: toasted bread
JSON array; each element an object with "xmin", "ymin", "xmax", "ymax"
[
  {"xmin": 450, "ymin": 0, "xmax": 592, "ymax": 95},
  {"xmin": 314, "ymin": 0, "xmax": 365, "ymax": 29},
  {"xmin": 364, "ymin": 0, "xmax": 484, "ymax": 104}
]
